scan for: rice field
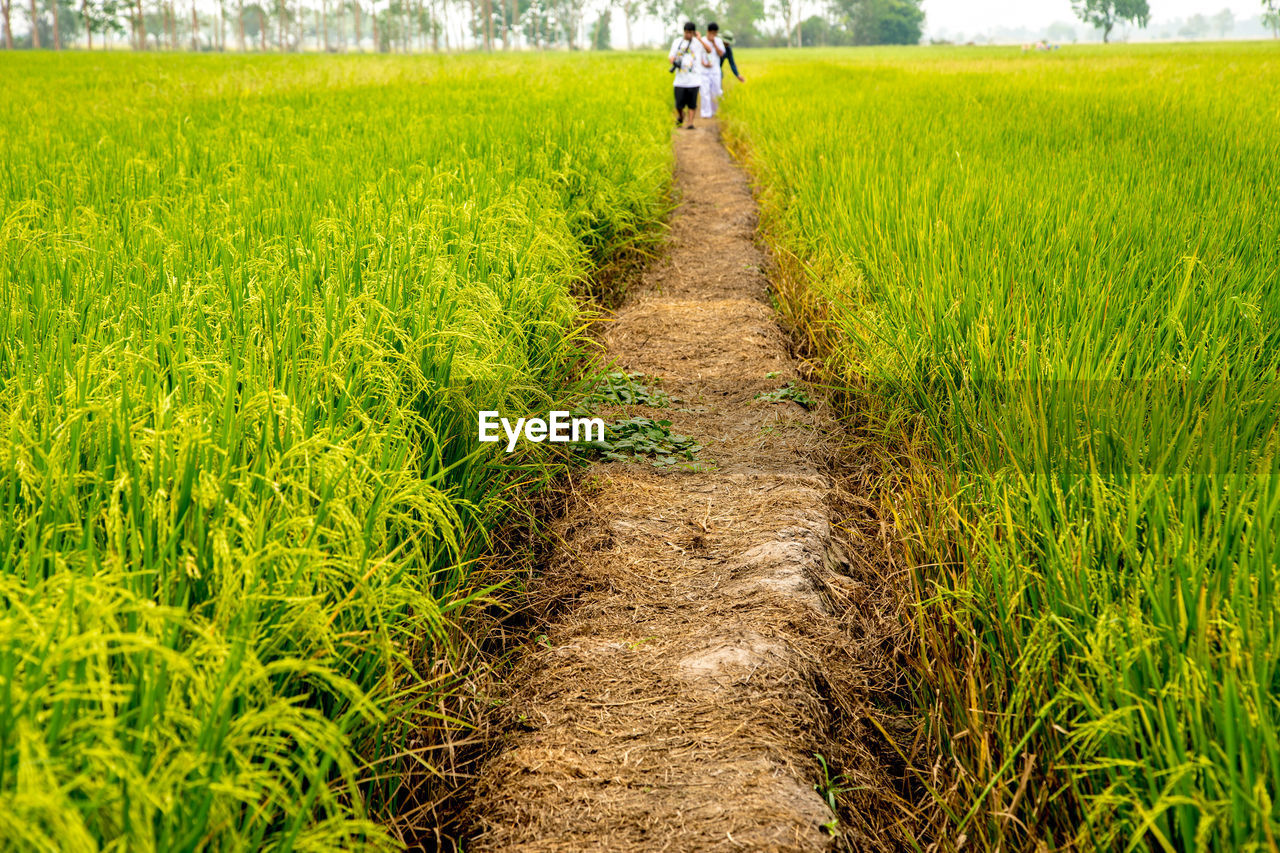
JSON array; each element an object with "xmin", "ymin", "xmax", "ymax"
[
  {"xmin": 722, "ymin": 43, "xmax": 1280, "ymax": 850},
  {"xmin": 7, "ymin": 40, "xmax": 1280, "ymax": 853},
  {"xmin": 0, "ymin": 52, "xmax": 669, "ymax": 849}
]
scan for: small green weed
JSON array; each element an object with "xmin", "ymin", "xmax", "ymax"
[
  {"xmin": 755, "ymin": 382, "xmax": 818, "ymax": 409},
  {"xmin": 581, "ymin": 416, "xmax": 702, "ymax": 467},
  {"xmin": 813, "ymin": 754, "xmax": 847, "ymax": 836},
  {"xmin": 586, "ymin": 371, "xmax": 671, "ymax": 407}
]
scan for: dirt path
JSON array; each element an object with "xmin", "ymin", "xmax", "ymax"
[{"xmin": 469, "ymin": 121, "xmax": 907, "ymax": 852}]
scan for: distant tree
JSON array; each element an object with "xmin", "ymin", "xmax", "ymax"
[
  {"xmin": 428, "ymin": 0, "xmax": 438, "ymax": 48},
  {"xmin": 824, "ymin": 0, "xmax": 853, "ymax": 43},
  {"xmin": 381, "ymin": 0, "xmax": 396, "ymax": 48},
  {"xmin": 1212, "ymin": 7, "xmax": 1233, "ymax": 35},
  {"xmin": 404, "ymin": 0, "xmax": 423, "ymax": 48},
  {"xmin": 520, "ymin": 0, "xmax": 544, "ymax": 47},
  {"xmin": 837, "ymin": 0, "xmax": 922, "ymax": 45},
  {"xmin": 823, "ymin": 0, "xmax": 912, "ymax": 45},
  {"xmin": 142, "ymin": 2, "xmax": 161, "ymax": 43},
  {"xmin": 41, "ymin": 0, "xmax": 59, "ymax": 46},
  {"xmin": 28, "ymin": 0, "xmax": 38, "ymax": 46},
  {"xmin": 272, "ymin": 0, "xmax": 285, "ymax": 46},
  {"xmin": 1072, "ymin": 0, "xmax": 1149, "ymax": 42},
  {"xmin": 243, "ymin": 0, "xmax": 266, "ymax": 45},
  {"xmin": 40, "ymin": 0, "xmax": 79, "ymax": 47},
  {"xmin": 2, "ymin": 0, "xmax": 13, "ymax": 47},
  {"xmin": 551, "ymin": 0, "xmax": 584, "ymax": 47},
  {"xmin": 718, "ymin": 0, "xmax": 766, "ymax": 45},
  {"xmin": 1046, "ymin": 20, "xmax": 1076, "ymax": 41},
  {"xmin": 613, "ymin": 0, "xmax": 639, "ymax": 48},
  {"xmin": 1180, "ymin": 13, "xmax": 1209, "ymax": 38},
  {"xmin": 799, "ymin": 13, "xmax": 845, "ymax": 45},
  {"xmin": 772, "ymin": 0, "xmax": 798, "ymax": 45},
  {"xmin": 82, "ymin": 0, "xmax": 125, "ymax": 45},
  {"xmin": 587, "ymin": 5, "xmax": 607, "ymax": 46},
  {"xmin": 163, "ymin": 0, "xmax": 175, "ymax": 46},
  {"xmin": 129, "ymin": 0, "xmax": 142, "ymax": 47},
  {"xmin": 1265, "ymin": 0, "xmax": 1279, "ymax": 37},
  {"xmin": 798, "ymin": 13, "xmax": 818, "ymax": 44},
  {"xmin": 671, "ymin": 0, "xmax": 765, "ymax": 46}
]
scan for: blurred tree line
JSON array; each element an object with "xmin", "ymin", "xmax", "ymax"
[
  {"xmin": 665, "ymin": 0, "xmax": 922, "ymax": 46},
  {"xmin": 1, "ymin": 0, "xmax": 924, "ymax": 52}
]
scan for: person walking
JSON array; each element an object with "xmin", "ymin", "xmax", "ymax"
[
  {"xmin": 720, "ymin": 31, "xmax": 746, "ymax": 85},
  {"xmin": 699, "ymin": 23, "xmax": 728, "ymax": 120},
  {"xmin": 669, "ymin": 22, "xmax": 714, "ymax": 129}
]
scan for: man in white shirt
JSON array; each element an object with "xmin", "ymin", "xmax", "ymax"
[
  {"xmin": 668, "ymin": 22, "xmax": 715, "ymax": 130},
  {"xmin": 699, "ymin": 22, "xmax": 728, "ymax": 119}
]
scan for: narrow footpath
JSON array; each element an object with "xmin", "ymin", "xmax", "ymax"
[{"xmin": 469, "ymin": 121, "xmax": 908, "ymax": 852}]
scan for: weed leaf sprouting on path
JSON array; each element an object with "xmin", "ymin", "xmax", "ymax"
[
  {"xmin": 755, "ymin": 382, "xmax": 818, "ymax": 409},
  {"xmin": 585, "ymin": 371, "xmax": 672, "ymax": 407},
  {"xmin": 579, "ymin": 416, "xmax": 702, "ymax": 467}
]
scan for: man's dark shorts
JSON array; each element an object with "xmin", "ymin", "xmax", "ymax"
[{"xmin": 674, "ymin": 85, "xmax": 699, "ymax": 111}]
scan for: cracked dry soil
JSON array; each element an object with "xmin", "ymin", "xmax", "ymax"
[{"xmin": 468, "ymin": 120, "xmax": 913, "ymax": 853}]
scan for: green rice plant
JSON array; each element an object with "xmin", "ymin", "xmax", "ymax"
[
  {"xmin": 0, "ymin": 52, "xmax": 670, "ymax": 849},
  {"xmin": 724, "ymin": 43, "xmax": 1280, "ymax": 850}
]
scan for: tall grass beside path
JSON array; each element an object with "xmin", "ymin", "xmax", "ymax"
[
  {"xmin": 723, "ymin": 43, "xmax": 1280, "ymax": 850},
  {"xmin": 0, "ymin": 52, "xmax": 671, "ymax": 850}
]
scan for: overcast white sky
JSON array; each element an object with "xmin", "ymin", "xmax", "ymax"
[{"xmin": 921, "ymin": 0, "xmax": 1265, "ymax": 34}]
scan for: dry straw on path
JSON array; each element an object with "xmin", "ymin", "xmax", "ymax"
[{"xmin": 469, "ymin": 120, "xmax": 918, "ymax": 852}]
